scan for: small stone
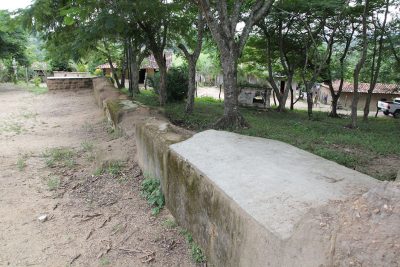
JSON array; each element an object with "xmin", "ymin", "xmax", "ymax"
[
  {"xmin": 38, "ymin": 214, "xmax": 48, "ymax": 223},
  {"xmin": 373, "ymin": 209, "xmax": 380, "ymax": 214},
  {"xmin": 383, "ymin": 204, "xmax": 388, "ymax": 210}
]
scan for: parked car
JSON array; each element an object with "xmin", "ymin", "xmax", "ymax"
[{"xmin": 377, "ymin": 98, "xmax": 400, "ymax": 118}]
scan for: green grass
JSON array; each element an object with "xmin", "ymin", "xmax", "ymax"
[
  {"xmin": 163, "ymin": 218, "xmax": 178, "ymax": 229},
  {"xmin": 17, "ymin": 82, "xmax": 48, "ymax": 95},
  {"xmin": 16, "ymin": 154, "xmax": 28, "ymax": 171},
  {"xmin": 81, "ymin": 141, "xmax": 94, "ymax": 152},
  {"xmin": 134, "ymin": 89, "xmax": 160, "ymax": 107},
  {"xmin": 47, "ymin": 176, "xmax": 61, "ymax": 191},
  {"xmin": 179, "ymin": 229, "xmax": 206, "ymax": 263},
  {"xmin": 135, "ymin": 91, "xmax": 400, "ymax": 180},
  {"xmin": 42, "ymin": 147, "xmax": 76, "ymax": 168}
]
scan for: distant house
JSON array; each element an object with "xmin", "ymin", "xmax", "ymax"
[
  {"xmin": 31, "ymin": 61, "xmax": 49, "ymax": 79},
  {"xmin": 320, "ymin": 80, "xmax": 400, "ymax": 111},
  {"xmin": 96, "ymin": 52, "xmax": 173, "ymax": 83}
]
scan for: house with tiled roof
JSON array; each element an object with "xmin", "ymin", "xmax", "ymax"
[
  {"xmin": 320, "ymin": 80, "xmax": 400, "ymax": 111},
  {"xmin": 96, "ymin": 52, "xmax": 173, "ymax": 84}
]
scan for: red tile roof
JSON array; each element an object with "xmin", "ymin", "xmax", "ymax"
[
  {"xmin": 328, "ymin": 80, "xmax": 400, "ymax": 95},
  {"xmin": 96, "ymin": 52, "xmax": 173, "ymax": 70}
]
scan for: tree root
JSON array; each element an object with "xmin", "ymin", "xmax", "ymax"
[{"xmin": 213, "ymin": 112, "xmax": 249, "ymax": 130}]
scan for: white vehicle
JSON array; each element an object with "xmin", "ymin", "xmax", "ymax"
[{"xmin": 378, "ymin": 97, "xmax": 400, "ymax": 118}]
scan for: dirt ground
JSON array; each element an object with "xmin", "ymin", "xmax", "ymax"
[{"xmin": 0, "ymin": 84, "xmax": 196, "ymax": 267}]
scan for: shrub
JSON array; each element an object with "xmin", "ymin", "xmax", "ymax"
[
  {"xmin": 32, "ymin": 76, "xmax": 41, "ymax": 87},
  {"xmin": 148, "ymin": 66, "xmax": 188, "ymax": 102},
  {"xmin": 94, "ymin": 68, "xmax": 103, "ymax": 77},
  {"xmin": 140, "ymin": 177, "xmax": 165, "ymax": 215}
]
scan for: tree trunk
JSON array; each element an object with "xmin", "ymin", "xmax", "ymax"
[
  {"xmin": 121, "ymin": 42, "xmax": 127, "ymax": 89},
  {"xmin": 363, "ymin": 91, "xmax": 373, "ymax": 121},
  {"xmin": 153, "ymin": 51, "xmax": 167, "ymax": 106},
  {"xmin": 330, "ymin": 94, "xmax": 340, "ymax": 117},
  {"xmin": 351, "ymin": 0, "xmax": 369, "ymax": 128},
  {"xmin": 307, "ymin": 91, "xmax": 313, "ymax": 119},
  {"xmin": 104, "ymin": 41, "xmax": 122, "ymax": 89},
  {"xmin": 214, "ymin": 54, "xmax": 248, "ymax": 129},
  {"xmin": 185, "ymin": 58, "xmax": 196, "ymax": 113},
  {"xmin": 130, "ymin": 56, "xmax": 140, "ymax": 95},
  {"xmin": 158, "ymin": 63, "xmax": 167, "ymax": 106},
  {"xmin": 106, "ymin": 55, "xmax": 121, "ymax": 89},
  {"xmin": 290, "ymin": 87, "xmax": 294, "ymax": 110}
]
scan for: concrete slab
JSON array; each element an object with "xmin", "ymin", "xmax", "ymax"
[{"xmin": 170, "ymin": 130, "xmax": 378, "ymax": 240}]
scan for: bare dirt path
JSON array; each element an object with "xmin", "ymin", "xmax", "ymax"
[{"xmin": 0, "ymin": 84, "xmax": 195, "ymax": 267}]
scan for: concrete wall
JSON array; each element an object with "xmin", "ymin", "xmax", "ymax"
[
  {"xmin": 53, "ymin": 71, "xmax": 91, "ymax": 78},
  {"xmin": 134, "ymin": 119, "xmax": 399, "ymax": 267},
  {"xmin": 339, "ymin": 92, "xmax": 399, "ymax": 111},
  {"xmin": 46, "ymin": 77, "xmax": 93, "ymax": 90}
]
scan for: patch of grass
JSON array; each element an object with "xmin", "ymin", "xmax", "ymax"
[
  {"xmin": 21, "ymin": 83, "xmax": 48, "ymax": 95},
  {"xmin": 163, "ymin": 218, "xmax": 178, "ymax": 229},
  {"xmin": 140, "ymin": 176, "xmax": 165, "ymax": 215},
  {"xmin": 42, "ymin": 147, "xmax": 76, "ymax": 168},
  {"xmin": 47, "ymin": 176, "xmax": 61, "ymax": 191},
  {"xmin": 107, "ymin": 126, "xmax": 123, "ymax": 139},
  {"xmin": 81, "ymin": 141, "xmax": 94, "ymax": 152},
  {"xmin": 99, "ymin": 257, "xmax": 110, "ymax": 266},
  {"xmin": 93, "ymin": 167, "xmax": 104, "ymax": 176},
  {"xmin": 82, "ymin": 122, "xmax": 94, "ymax": 132},
  {"xmin": 16, "ymin": 154, "xmax": 29, "ymax": 171},
  {"xmin": 179, "ymin": 229, "xmax": 206, "ymax": 263},
  {"xmin": 106, "ymin": 161, "xmax": 123, "ymax": 176},
  {"xmin": 134, "ymin": 89, "xmax": 159, "ymax": 107},
  {"xmin": 20, "ymin": 111, "xmax": 38, "ymax": 119},
  {"xmin": 134, "ymin": 92, "xmax": 400, "ymax": 181},
  {"xmin": 0, "ymin": 121, "xmax": 24, "ymax": 134}
]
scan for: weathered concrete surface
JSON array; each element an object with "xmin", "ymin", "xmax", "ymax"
[
  {"xmin": 46, "ymin": 77, "xmax": 93, "ymax": 90},
  {"xmin": 170, "ymin": 130, "xmax": 377, "ymax": 240},
  {"xmin": 135, "ymin": 122, "xmax": 399, "ymax": 267}
]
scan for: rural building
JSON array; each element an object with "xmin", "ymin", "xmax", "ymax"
[
  {"xmin": 31, "ymin": 61, "xmax": 49, "ymax": 79},
  {"xmin": 96, "ymin": 52, "xmax": 173, "ymax": 84},
  {"xmin": 320, "ymin": 80, "xmax": 400, "ymax": 111}
]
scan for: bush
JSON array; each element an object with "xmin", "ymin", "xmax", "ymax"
[
  {"xmin": 140, "ymin": 177, "xmax": 165, "ymax": 215},
  {"xmin": 32, "ymin": 76, "xmax": 41, "ymax": 87},
  {"xmin": 94, "ymin": 68, "xmax": 103, "ymax": 77},
  {"xmin": 149, "ymin": 66, "xmax": 188, "ymax": 102}
]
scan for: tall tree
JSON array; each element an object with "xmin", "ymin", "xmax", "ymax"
[
  {"xmin": 177, "ymin": 8, "xmax": 205, "ymax": 113},
  {"xmin": 363, "ymin": 0, "xmax": 390, "ymax": 120},
  {"xmin": 195, "ymin": 0, "xmax": 275, "ymax": 128},
  {"xmin": 351, "ymin": 0, "xmax": 369, "ymax": 128}
]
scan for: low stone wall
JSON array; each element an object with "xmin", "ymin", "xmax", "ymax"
[
  {"xmin": 46, "ymin": 77, "xmax": 93, "ymax": 90},
  {"xmin": 135, "ymin": 121, "xmax": 400, "ymax": 267}
]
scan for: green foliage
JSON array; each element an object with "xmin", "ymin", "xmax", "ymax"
[
  {"xmin": 134, "ymin": 90, "xmax": 159, "ymax": 107},
  {"xmin": 94, "ymin": 68, "xmax": 103, "ymax": 77},
  {"xmin": 42, "ymin": 147, "xmax": 75, "ymax": 168},
  {"xmin": 0, "ymin": 10, "xmax": 29, "ymax": 65},
  {"xmin": 47, "ymin": 176, "xmax": 61, "ymax": 191},
  {"xmin": 17, "ymin": 154, "xmax": 28, "ymax": 171},
  {"xmin": 140, "ymin": 177, "xmax": 165, "ymax": 215},
  {"xmin": 32, "ymin": 76, "xmax": 41, "ymax": 87},
  {"xmin": 80, "ymin": 141, "xmax": 94, "ymax": 152},
  {"xmin": 162, "ymin": 218, "xmax": 177, "ymax": 229},
  {"xmin": 179, "ymin": 229, "xmax": 206, "ymax": 263},
  {"xmin": 149, "ymin": 66, "xmax": 189, "ymax": 102},
  {"xmin": 106, "ymin": 161, "xmax": 123, "ymax": 176}
]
